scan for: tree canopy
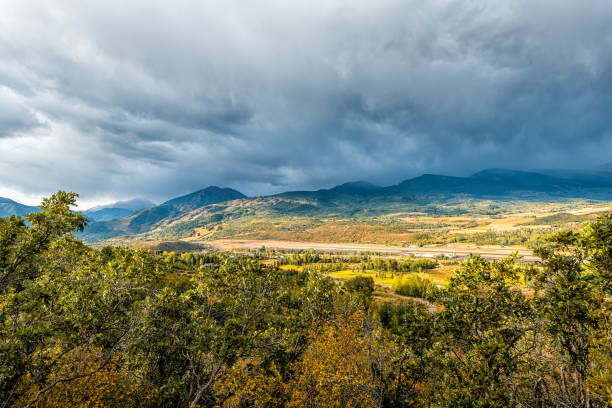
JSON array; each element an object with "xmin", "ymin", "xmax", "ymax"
[{"xmin": 0, "ymin": 192, "xmax": 610, "ymax": 407}]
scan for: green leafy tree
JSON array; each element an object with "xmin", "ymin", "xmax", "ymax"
[
  {"xmin": 0, "ymin": 192, "xmax": 163, "ymax": 407},
  {"xmin": 125, "ymin": 260, "xmax": 337, "ymax": 407},
  {"xmin": 530, "ymin": 214, "xmax": 612, "ymax": 407},
  {"xmin": 0, "ymin": 191, "xmax": 86, "ymax": 294},
  {"xmin": 433, "ymin": 255, "xmax": 536, "ymax": 407},
  {"xmin": 375, "ymin": 301, "xmax": 437, "ymax": 407},
  {"xmin": 344, "ymin": 276, "xmax": 375, "ymax": 307}
]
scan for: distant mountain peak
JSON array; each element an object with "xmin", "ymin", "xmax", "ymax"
[
  {"xmin": 83, "ymin": 198, "xmax": 156, "ymax": 222},
  {"xmin": 163, "ymin": 186, "xmax": 246, "ymax": 206},
  {"xmin": 87, "ymin": 198, "xmax": 155, "ymax": 212},
  {"xmin": 398, "ymin": 173, "xmax": 455, "ymax": 186},
  {"xmin": 330, "ymin": 181, "xmax": 381, "ymax": 193}
]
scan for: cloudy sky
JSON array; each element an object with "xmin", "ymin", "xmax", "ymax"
[{"xmin": 1, "ymin": 0, "xmax": 612, "ymax": 207}]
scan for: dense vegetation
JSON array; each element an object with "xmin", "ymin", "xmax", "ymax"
[
  {"xmin": 278, "ymin": 252, "xmax": 436, "ymax": 272},
  {"xmin": 1, "ymin": 192, "xmax": 611, "ymax": 407}
]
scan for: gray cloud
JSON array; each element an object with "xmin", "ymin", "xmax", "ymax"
[
  {"xmin": 1, "ymin": 0, "xmax": 612, "ymax": 205},
  {"xmin": 0, "ymin": 87, "xmax": 45, "ymax": 137}
]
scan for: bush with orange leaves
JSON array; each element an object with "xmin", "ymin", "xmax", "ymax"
[
  {"xmin": 214, "ymin": 361, "xmax": 286, "ymax": 408},
  {"xmin": 14, "ymin": 346, "xmax": 156, "ymax": 408},
  {"xmin": 287, "ymin": 311, "xmax": 397, "ymax": 408}
]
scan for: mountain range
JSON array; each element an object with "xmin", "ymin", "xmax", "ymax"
[
  {"xmin": 79, "ymin": 168, "xmax": 612, "ymax": 242},
  {"xmin": 83, "ymin": 199, "xmax": 155, "ymax": 222},
  {"xmin": 3, "ymin": 168, "xmax": 612, "ymax": 242}
]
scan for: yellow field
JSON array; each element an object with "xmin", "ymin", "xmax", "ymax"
[{"xmin": 279, "ymin": 263, "xmax": 458, "ymax": 286}]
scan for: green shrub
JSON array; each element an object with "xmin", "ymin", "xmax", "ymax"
[
  {"xmin": 391, "ymin": 274, "xmax": 436, "ymax": 299},
  {"xmin": 344, "ymin": 276, "xmax": 375, "ymax": 298}
]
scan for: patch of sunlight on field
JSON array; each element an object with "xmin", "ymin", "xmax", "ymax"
[
  {"xmin": 279, "ymin": 265, "xmax": 398, "ymax": 285},
  {"xmin": 326, "ymin": 269, "xmax": 397, "ymax": 286},
  {"xmin": 422, "ymin": 265, "xmax": 457, "ymax": 285},
  {"xmin": 279, "ymin": 263, "xmax": 458, "ymax": 286},
  {"xmin": 326, "ymin": 267, "xmax": 457, "ymax": 287},
  {"xmin": 279, "ymin": 265, "xmax": 303, "ymax": 271}
]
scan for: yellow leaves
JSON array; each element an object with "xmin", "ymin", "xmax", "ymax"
[
  {"xmin": 14, "ymin": 346, "xmax": 151, "ymax": 408},
  {"xmin": 587, "ymin": 352, "xmax": 612, "ymax": 406},
  {"xmin": 215, "ymin": 361, "xmax": 285, "ymax": 408},
  {"xmin": 287, "ymin": 311, "xmax": 384, "ymax": 408}
]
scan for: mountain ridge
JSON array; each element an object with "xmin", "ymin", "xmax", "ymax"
[
  {"xmin": 79, "ymin": 168, "xmax": 612, "ymax": 242},
  {"xmin": 0, "ymin": 197, "xmax": 40, "ymax": 218}
]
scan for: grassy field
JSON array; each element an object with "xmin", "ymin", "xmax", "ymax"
[{"xmin": 280, "ymin": 261, "xmax": 459, "ymax": 286}]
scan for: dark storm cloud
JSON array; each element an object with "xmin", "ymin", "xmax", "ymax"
[{"xmin": 1, "ymin": 0, "xmax": 612, "ymax": 205}]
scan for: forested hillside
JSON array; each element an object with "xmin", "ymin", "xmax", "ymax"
[{"xmin": 1, "ymin": 191, "xmax": 611, "ymax": 407}]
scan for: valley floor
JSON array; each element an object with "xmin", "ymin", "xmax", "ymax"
[{"xmin": 202, "ymin": 239, "xmax": 538, "ymax": 261}]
